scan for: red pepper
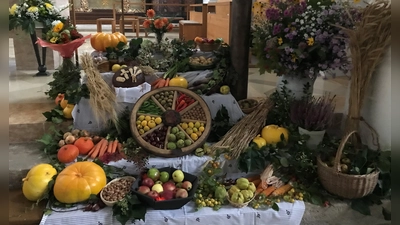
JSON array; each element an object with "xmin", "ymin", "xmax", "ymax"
[
  {"xmin": 177, "ymin": 94, "xmax": 186, "ymax": 103},
  {"xmin": 176, "ymin": 103, "xmax": 188, "ymax": 112}
]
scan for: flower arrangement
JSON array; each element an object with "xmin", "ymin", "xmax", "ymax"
[
  {"xmin": 252, "ymin": 0, "xmax": 361, "ymax": 78},
  {"xmin": 9, "ymin": 0, "xmax": 68, "ymax": 34},
  {"xmin": 142, "ymin": 9, "xmax": 174, "ymax": 43}
]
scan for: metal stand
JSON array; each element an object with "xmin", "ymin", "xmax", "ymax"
[{"xmin": 29, "ymin": 30, "xmax": 49, "ymax": 76}]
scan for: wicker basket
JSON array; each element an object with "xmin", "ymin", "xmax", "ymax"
[
  {"xmin": 97, "ymin": 61, "xmax": 110, "ymax": 73},
  {"xmin": 238, "ymin": 99, "xmax": 260, "ymax": 114},
  {"xmin": 317, "ymin": 131, "xmax": 380, "ymax": 199},
  {"xmin": 226, "ymin": 194, "xmax": 255, "ymax": 208},
  {"xmin": 198, "ymin": 43, "xmax": 220, "ymax": 52}
]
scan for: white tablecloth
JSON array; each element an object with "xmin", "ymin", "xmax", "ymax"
[{"xmin": 40, "ymin": 200, "xmax": 305, "ymax": 225}]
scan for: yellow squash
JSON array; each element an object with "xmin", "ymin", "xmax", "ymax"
[
  {"xmin": 53, "ymin": 161, "xmax": 107, "ymax": 204},
  {"xmin": 252, "ymin": 135, "xmax": 267, "ymax": 149},
  {"xmin": 63, "ymin": 104, "xmax": 75, "ymax": 119},
  {"xmin": 22, "ymin": 164, "xmax": 57, "ymax": 201},
  {"xmin": 168, "ymin": 76, "xmax": 188, "ymax": 88},
  {"xmin": 261, "ymin": 125, "xmax": 289, "ymax": 145}
]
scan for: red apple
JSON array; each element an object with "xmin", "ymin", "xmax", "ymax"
[
  {"xmin": 137, "ymin": 186, "xmax": 150, "ymax": 195},
  {"xmin": 147, "ymin": 191, "xmax": 159, "ymax": 200},
  {"xmin": 175, "ymin": 188, "xmax": 188, "ymax": 198},
  {"xmin": 160, "ymin": 190, "xmax": 174, "ymax": 200},
  {"xmin": 162, "ymin": 181, "xmax": 176, "ymax": 192},
  {"xmin": 141, "ymin": 177, "xmax": 155, "ymax": 188},
  {"xmin": 208, "ymin": 39, "xmax": 214, "ymax": 44},
  {"xmin": 173, "ymin": 188, "xmax": 180, "ymax": 195},
  {"xmin": 142, "ymin": 173, "xmax": 148, "ymax": 180},
  {"xmin": 181, "ymin": 181, "xmax": 192, "ymax": 191}
]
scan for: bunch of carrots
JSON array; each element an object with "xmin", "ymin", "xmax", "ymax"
[
  {"xmin": 248, "ymin": 175, "xmax": 293, "ymax": 197},
  {"xmin": 85, "ymin": 138, "xmax": 123, "ymax": 159},
  {"xmin": 151, "ymin": 77, "xmax": 170, "ymax": 90}
]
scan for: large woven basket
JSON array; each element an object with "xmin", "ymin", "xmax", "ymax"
[
  {"xmin": 198, "ymin": 42, "xmax": 220, "ymax": 52},
  {"xmin": 317, "ymin": 131, "xmax": 380, "ymax": 199}
]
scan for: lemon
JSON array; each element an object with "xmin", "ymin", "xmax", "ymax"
[
  {"xmin": 195, "ymin": 121, "xmax": 201, "ymax": 128},
  {"xmin": 136, "ymin": 120, "xmax": 141, "ymax": 125},
  {"xmin": 151, "ymin": 117, "xmax": 155, "ymax": 120},
  {"xmin": 220, "ymin": 85, "xmax": 230, "ymax": 94},
  {"xmin": 141, "ymin": 120, "xmax": 148, "ymax": 127},
  {"xmin": 145, "ymin": 116, "xmax": 151, "ymax": 121},
  {"xmin": 190, "ymin": 133, "xmax": 198, "ymax": 141},
  {"xmin": 188, "ymin": 122, "xmax": 194, "ymax": 128},
  {"xmin": 186, "ymin": 128, "xmax": 193, "ymax": 135},
  {"xmin": 196, "ymin": 131, "xmax": 202, "ymax": 136},
  {"xmin": 143, "ymin": 126, "xmax": 150, "ymax": 132},
  {"xmin": 192, "ymin": 127, "xmax": 198, "ymax": 133},
  {"xmin": 155, "ymin": 117, "xmax": 162, "ymax": 125},
  {"xmin": 138, "ymin": 115, "xmax": 145, "ymax": 121},
  {"xmin": 200, "ymin": 123, "xmax": 204, "ymax": 127},
  {"xmin": 148, "ymin": 120, "xmax": 156, "ymax": 128},
  {"xmin": 199, "ymin": 126, "xmax": 205, "ymax": 132},
  {"xmin": 137, "ymin": 124, "xmax": 142, "ymax": 129},
  {"xmin": 181, "ymin": 122, "xmax": 188, "ymax": 130},
  {"xmin": 139, "ymin": 129, "xmax": 145, "ymax": 134},
  {"xmin": 112, "ymin": 64, "xmax": 121, "ymax": 72}
]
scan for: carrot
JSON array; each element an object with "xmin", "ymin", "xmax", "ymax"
[
  {"xmin": 247, "ymin": 175, "xmax": 260, "ymax": 182},
  {"xmin": 106, "ymin": 141, "xmax": 113, "ymax": 153},
  {"xmin": 90, "ymin": 139, "xmax": 104, "ymax": 158},
  {"xmin": 164, "ymin": 78, "xmax": 170, "ymax": 87},
  {"xmin": 151, "ymin": 78, "xmax": 162, "ymax": 86},
  {"xmin": 157, "ymin": 79, "xmax": 166, "ymax": 87},
  {"xmin": 271, "ymin": 183, "xmax": 293, "ymax": 197},
  {"xmin": 257, "ymin": 181, "xmax": 264, "ymax": 190},
  {"xmin": 252, "ymin": 179, "xmax": 262, "ymax": 187},
  {"xmin": 98, "ymin": 140, "xmax": 109, "ymax": 157},
  {"xmin": 262, "ymin": 186, "xmax": 277, "ymax": 197},
  {"xmin": 111, "ymin": 140, "xmax": 118, "ymax": 153},
  {"xmin": 255, "ymin": 188, "xmax": 264, "ymax": 194}
]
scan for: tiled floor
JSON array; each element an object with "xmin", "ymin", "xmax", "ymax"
[{"xmin": 9, "ymin": 25, "xmax": 349, "ymax": 126}]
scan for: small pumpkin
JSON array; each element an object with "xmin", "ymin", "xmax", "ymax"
[
  {"xmin": 252, "ymin": 135, "xmax": 267, "ymax": 149},
  {"xmin": 74, "ymin": 137, "xmax": 94, "ymax": 155},
  {"xmin": 63, "ymin": 104, "xmax": 75, "ymax": 119},
  {"xmin": 53, "ymin": 161, "xmax": 107, "ymax": 204},
  {"xmin": 60, "ymin": 99, "xmax": 68, "ymax": 109},
  {"xmin": 90, "ymin": 32, "xmax": 127, "ymax": 52},
  {"xmin": 55, "ymin": 93, "xmax": 65, "ymax": 105},
  {"xmin": 22, "ymin": 164, "xmax": 57, "ymax": 201},
  {"xmin": 169, "ymin": 76, "xmax": 188, "ymax": 88},
  {"xmin": 261, "ymin": 125, "xmax": 289, "ymax": 145},
  {"xmin": 57, "ymin": 144, "xmax": 79, "ymax": 163}
]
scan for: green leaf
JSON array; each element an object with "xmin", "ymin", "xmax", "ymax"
[
  {"xmin": 351, "ymin": 199, "xmax": 371, "ymax": 216},
  {"xmin": 37, "ymin": 133, "xmax": 53, "ymax": 145},
  {"xmin": 51, "ymin": 117, "xmax": 63, "ymax": 124},
  {"xmin": 272, "ymin": 202, "xmax": 280, "ymax": 211},
  {"xmin": 42, "ymin": 111, "xmax": 53, "ymax": 121},
  {"xmin": 382, "ymin": 207, "xmax": 391, "ymax": 220},
  {"xmin": 280, "ymin": 157, "xmax": 289, "ymax": 167},
  {"xmin": 131, "ymin": 204, "xmax": 147, "ymax": 221},
  {"xmin": 115, "ymin": 214, "xmax": 130, "ymax": 225}
]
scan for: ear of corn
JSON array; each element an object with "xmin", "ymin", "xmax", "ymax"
[{"xmin": 271, "ymin": 183, "xmax": 292, "ymax": 196}]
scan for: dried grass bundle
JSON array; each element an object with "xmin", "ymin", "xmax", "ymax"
[
  {"xmin": 80, "ymin": 53, "xmax": 119, "ymax": 130},
  {"xmin": 211, "ymin": 98, "xmax": 273, "ymax": 159},
  {"xmin": 339, "ymin": 0, "xmax": 391, "ymax": 145}
]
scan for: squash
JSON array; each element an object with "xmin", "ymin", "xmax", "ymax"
[
  {"xmin": 252, "ymin": 135, "xmax": 267, "ymax": 149},
  {"xmin": 22, "ymin": 164, "xmax": 57, "ymax": 201},
  {"xmin": 63, "ymin": 104, "xmax": 75, "ymax": 119},
  {"xmin": 53, "ymin": 161, "xmax": 107, "ymax": 204},
  {"xmin": 74, "ymin": 137, "xmax": 94, "ymax": 155},
  {"xmin": 169, "ymin": 76, "xmax": 188, "ymax": 88},
  {"xmin": 57, "ymin": 144, "xmax": 79, "ymax": 163},
  {"xmin": 90, "ymin": 32, "xmax": 127, "ymax": 52},
  {"xmin": 60, "ymin": 98, "xmax": 68, "ymax": 109},
  {"xmin": 261, "ymin": 125, "xmax": 289, "ymax": 145}
]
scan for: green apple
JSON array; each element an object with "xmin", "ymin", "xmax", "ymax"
[
  {"xmin": 172, "ymin": 170, "xmax": 184, "ymax": 183},
  {"xmin": 151, "ymin": 183, "xmax": 163, "ymax": 193},
  {"xmin": 147, "ymin": 168, "xmax": 160, "ymax": 181},
  {"xmin": 160, "ymin": 171, "xmax": 170, "ymax": 183}
]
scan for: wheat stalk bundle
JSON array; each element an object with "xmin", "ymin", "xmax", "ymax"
[
  {"xmin": 80, "ymin": 53, "xmax": 119, "ymax": 130},
  {"xmin": 338, "ymin": 0, "xmax": 391, "ymax": 145},
  {"xmin": 211, "ymin": 98, "xmax": 273, "ymax": 159}
]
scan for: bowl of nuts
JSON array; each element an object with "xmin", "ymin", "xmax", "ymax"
[{"xmin": 100, "ymin": 176, "xmax": 136, "ymax": 206}]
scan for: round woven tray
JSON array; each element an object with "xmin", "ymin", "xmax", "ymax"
[
  {"xmin": 130, "ymin": 87, "xmax": 212, "ymax": 158},
  {"xmin": 317, "ymin": 131, "xmax": 379, "ymax": 199}
]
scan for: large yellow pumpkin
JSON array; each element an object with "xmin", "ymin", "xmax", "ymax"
[
  {"xmin": 90, "ymin": 32, "xmax": 127, "ymax": 52},
  {"xmin": 261, "ymin": 125, "xmax": 289, "ymax": 145},
  {"xmin": 53, "ymin": 161, "xmax": 107, "ymax": 204},
  {"xmin": 22, "ymin": 164, "xmax": 57, "ymax": 201}
]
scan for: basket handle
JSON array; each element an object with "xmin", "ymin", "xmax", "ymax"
[{"xmin": 333, "ymin": 130, "xmax": 362, "ymax": 172}]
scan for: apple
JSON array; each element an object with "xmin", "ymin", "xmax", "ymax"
[
  {"xmin": 155, "ymin": 180, "xmax": 163, "ymax": 185},
  {"xmin": 172, "ymin": 170, "xmax": 184, "ymax": 183},
  {"xmin": 173, "ymin": 188, "xmax": 181, "ymax": 195},
  {"xmin": 181, "ymin": 181, "xmax": 192, "ymax": 191},
  {"xmin": 175, "ymin": 188, "xmax": 188, "ymax": 198},
  {"xmin": 141, "ymin": 177, "xmax": 155, "ymax": 188},
  {"xmin": 162, "ymin": 181, "xmax": 176, "ymax": 192},
  {"xmin": 160, "ymin": 190, "xmax": 174, "ymax": 200},
  {"xmin": 147, "ymin": 168, "xmax": 160, "ymax": 181},
  {"xmin": 152, "ymin": 183, "xmax": 164, "ymax": 193},
  {"xmin": 141, "ymin": 173, "xmax": 148, "ymax": 180},
  {"xmin": 138, "ymin": 185, "xmax": 151, "ymax": 195},
  {"xmin": 208, "ymin": 39, "xmax": 214, "ymax": 44},
  {"xmin": 176, "ymin": 182, "xmax": 182, "ymax": 188},
  {"xmin": 147, "ymin": 191, "xmax": 159, "ymax": 200},
  {"xmin": 160, "ymin": 171, "xmax": 170, "ymax": 183}
]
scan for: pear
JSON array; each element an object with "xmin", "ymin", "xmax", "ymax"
[
  {"xmin": 241, "ymin": 190, "xmax": 254, "ymax": 201},
  {"xmin": 247, "ymin": 182, "xmax": 256, "ymax": 193},
  {"xmin": 228, "ymin": 185, "xmax": 241, "ymax": 196},
  {"xmin": 231, "ymin": 192, "xmax": 245, "ymax": 204},
  {"xmin": 236, "ymin": 178, "xmax": 250, "ymax": 190}
]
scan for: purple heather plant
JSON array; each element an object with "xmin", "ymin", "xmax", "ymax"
[
  {"xmin": 252, "ymin": 0, "xmax": 362, "ymax": 79},
  {"xmin": 290, "ymin": 94, "xmax": 336, "ymax": 131}
]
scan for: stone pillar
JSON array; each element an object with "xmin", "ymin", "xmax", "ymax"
[{"xmin": 229, "ymin": 0, "xmax": 252, "ymax": 101}]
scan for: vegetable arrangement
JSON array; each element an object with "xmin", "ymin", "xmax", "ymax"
[
  {"xmin": 138, "ymin": 99, "xmax": 164, "ymax": 115},
  {"xmin": 175, "ymin": 93, "xmax": 195, "ymax": 112}
]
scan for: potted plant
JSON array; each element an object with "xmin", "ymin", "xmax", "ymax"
[{"xmin": 290, "ymin": 94, "xmax": 336, "ymax": 149}]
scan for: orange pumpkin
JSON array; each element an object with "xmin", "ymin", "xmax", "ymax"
[
  {"xmin": 90, "ymin": 32, "xmax": 127, "ymax": 52},
  {"xmin": 55, "ymin": 93, "xmax": 65, "ymax": 105},
  {"xmin": 74, "ymin": 137, "xmax": 94, "ymax": 155},
  {"xmin": 57, "ymin": 144, "xmax": 79, "ymax": 163},
  {"xmin": 53, "ymin": 161, "xmax": 107, "ymax": 204}
]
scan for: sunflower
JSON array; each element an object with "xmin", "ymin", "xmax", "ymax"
[{"xmin": 53, "ymin": 22, "xmax": 64, "ymax": 33}]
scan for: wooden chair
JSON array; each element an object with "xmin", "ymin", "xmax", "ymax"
[
  {"xmin": 96, "ymin": 4, "xmax": 117, "ymax": 33},
  {"xmin": 119, "ymin": 16, "xmax": 140, "ymax": 37}
]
